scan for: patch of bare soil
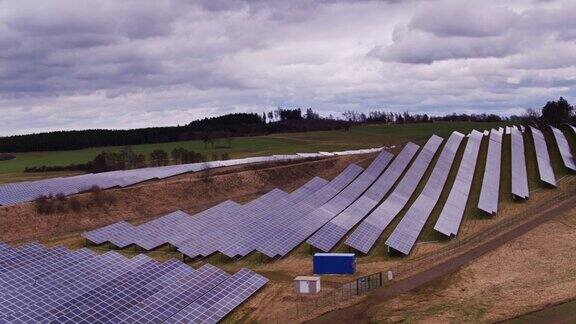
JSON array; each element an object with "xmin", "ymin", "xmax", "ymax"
[
  {"xmin": 0, "ymin": 154, "xmax": 375, "ymax": 243},
  {"xmin": 361, "ymin": 203, "xmax": 576, "ymax": 323}
]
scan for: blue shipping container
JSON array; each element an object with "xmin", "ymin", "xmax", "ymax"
[{"xmin": 313, "ymin": 253, "xmax": 356, "ymax": 275}]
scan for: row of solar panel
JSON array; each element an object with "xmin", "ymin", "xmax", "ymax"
[
  {"xmin": 84, "ymin": 125, "xmax": 576, "ymax": 258},
  {"xmin": 0, "ymin": 147, "xmax": 383, "ymax": 206},
  {"xmin": 0, "ymin": 241, "xmax": 267, "ymax": 323},
  {"xmin": 84, "ymin": 136, "xmax": 438, "ymax": 258}
]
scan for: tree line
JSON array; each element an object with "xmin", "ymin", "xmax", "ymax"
[
  {"xmin": 2, "ymin": 98, "xmax": 574, "ymax": 154},
  {"xmin": 0, "ymin": 110, "xmax": 346, "ymax": 153},
  {"xmin": 24, "ymin": 147, "xmax": 232, "ymax": 173}
]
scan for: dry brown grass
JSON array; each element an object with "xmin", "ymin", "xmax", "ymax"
[
  {"xmin": 350, "ymin": 184, "xmax": 576, "ymax": 323},
  {"xmin": 0, "ymin": 154, "xmax": 374, "ymax": 244}
]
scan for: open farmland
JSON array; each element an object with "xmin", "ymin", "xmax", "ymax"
[{"xmin": 0, "ymin": 122, "xmax": 504, "ymax": 183}]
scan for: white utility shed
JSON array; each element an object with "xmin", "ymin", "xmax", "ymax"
[{"xmin": 294, "ymin": 276, "xmax": 321, "ymax": 294}]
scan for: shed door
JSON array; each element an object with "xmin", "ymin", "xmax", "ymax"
[{"xmin": 300, "ymin": 281, "xmax": 310, "ymax": 293}]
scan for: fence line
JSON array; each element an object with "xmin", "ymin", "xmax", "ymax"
[{"xmin": 267, "ymin": 184, "xmax": 576, "ymax": 323}]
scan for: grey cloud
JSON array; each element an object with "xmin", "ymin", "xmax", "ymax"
[
  {"xmin": 0, "ymin": 0, "xmax": 575, "ymax": 136},
  {"xmin": 371, "ymin": 27, "xmax": 523, "ymax": 64},
  {"xmin": 409, "ymin": 1, "xmax": 521, "ymax": 38}
]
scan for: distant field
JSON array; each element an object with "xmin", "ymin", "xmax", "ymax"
[{"xmin": 0, "ymin": 122, "xmax": 505, "ymax": 183}]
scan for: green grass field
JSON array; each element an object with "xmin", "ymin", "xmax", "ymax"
[{"xmin": 0, "ymin": 122, "xmax": 505, "ymax": 183}]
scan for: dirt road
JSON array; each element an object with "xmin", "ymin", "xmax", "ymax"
[{"xmin": 308, "ymin": 194, "xmax": 576, "ymax": 323}]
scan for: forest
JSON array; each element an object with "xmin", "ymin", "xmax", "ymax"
[{"xmin": 1, "ymin": 98, "xmax": 573, "ymax": 153}]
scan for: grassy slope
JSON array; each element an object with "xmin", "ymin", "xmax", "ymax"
[
  {"xmin": 0, "ymin": 121, "xmax": 504, "ymax": 183},
  {"xmin": 32, "ymin": 124, "xmax": 576, "ymax": 323}
]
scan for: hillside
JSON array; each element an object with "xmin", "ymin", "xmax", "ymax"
[
  {"xmin": 2, "ymin": 122, "xmax": 574, "ymax": 323},
  {"xmin": 0, "ymin": 121, "xmax": 503, "ymax": 183}
]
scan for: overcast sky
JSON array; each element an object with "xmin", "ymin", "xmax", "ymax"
[{"xmin": 1, "ymin": 0, "xmax": 575, "ymax": 136}]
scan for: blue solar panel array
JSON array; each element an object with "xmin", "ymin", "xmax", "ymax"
[
  {"xmin": 434, "ymin": 130, "xmax": 483, "ymax": 236},
  {"xmin": 386, "ymin": 132, "xmax": 464, "ymax": 255},
  {"xmin": 477, "ymin": 129, "xmax": 503, "ymax": 215},
  {"xmin": 81, "ymin": 127, "xmax": 574, "ymax": 260},
  {"xmin": 550, "ymin": 126, "xmax": 576, "ymax": 172},
  {"xmin": 0, "ymin": 147, "xmax": 384, "ymax": 206},
  {"xmin": 83, "ymin": 172, "xmax": 343, "ymax": 258},
  {"xmin": 307, "ymin": 143, "xmax": 419, "ymax": 252},
  {"xmin": 511, "ymin": 126, "xmax": 530, "ymax": 199},
  {"xmin": 0, "ymin": 242, "xmax": 267, "ymax": 323},
  {"xmin": 345, "ymin": 135, "xmax": 443, "ymax": 254},
  {"xmin": 84, "ymin": 150, "xmax": 402, "ymax": 259},
  {"xmin": 530, "ymin": 126, "xmax": 557, "ymax": 186},
  {"xmin": 256, "ymin": 151, "xmax": 393, "ymax": 258}
]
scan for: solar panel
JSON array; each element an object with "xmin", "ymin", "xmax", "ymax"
[
  {"xmin": 83, "ymin": 175, "xmax": 328, "ymax": 258},
  {"xmin": 176, "ymin": 175, "xmax": 333, "ymax": 259},
  {"xmin": 511, "ymin": 127, "xmax": 530, "ymax": 199},
  {"xmin": 386, "ymin": 132, "xmax": 464, "ymax": 255},
  {"xmin": 307, "ymin": 143, "xmax": 419, "ymax": 252},
  {"xmin": 0, "ymin": 147, "xmax": 384, "ymax": 206},
  {"xmin": 550, "ymin": 126, "xmax": 576, "ymax": 172},
  {"xmin": 113, "ymin": 264, "xmax": 229, "ymax": 323},
  {"xmin": 164, "ymin": 269, "xmax": 268, "ymax": 324},
  {"xmin": 0, "ymin": 242, "xmax": 266, "ymax": 323},
  {"xmin": 530, "ymin": 126, "xmax": 557, "ymax": 186},
  {"xmin": 345, "ymin": 135, "xmax": 444, "ymax": 254},
  {"xmin": 257, "ymin": 150, "xmax": 394, "ymax": 257},
  {"xmin": 218, "ymin": 163, "xmax": 366, "ymax": 258},
  {"xmin": 434, "ymin": 130, "xmax": 483, "ymax": 236},
  {"xmin": 174, "ymin": 189, "xmax": 293, "ymax": 258},
  {"xmin": 477, "ymin": 129, "xmax": 503, "ymax": 215}
]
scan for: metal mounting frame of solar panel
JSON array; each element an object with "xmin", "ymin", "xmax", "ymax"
[
  {"xmin": 550, "ymin": 125, "xmax": 576, "ymax": 172},
  {"xmin": 386, "ymin": 132, "xmax": 464, "ymax": 255},
  {"xmin": 253, "ymin": 151, "xmax": 393, "ymax": 258},
  {"xmin": 434, "ymin": 130, "xmax": 483, "ymax": 237},
  {"xmin": 477, "ymin": 129, "xmax": 503, "ymax": 215},
  {"xmin": 344, "ymin": 135, "xmax": 444, "ymax": 254},
  {"xmin": 306, "ymin": 143, "xmax": 419, "ymax": 252},
  {"xmin": 510, "ymin": 127, "xmax": 530, "ymax": 199},
  {"xmin": 188, "ymin": 164, "xmax": 363, "ymax": 259},
  {"xmin": 530, "ymin": 126, "xmax": 557, "ymax": 186}
]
